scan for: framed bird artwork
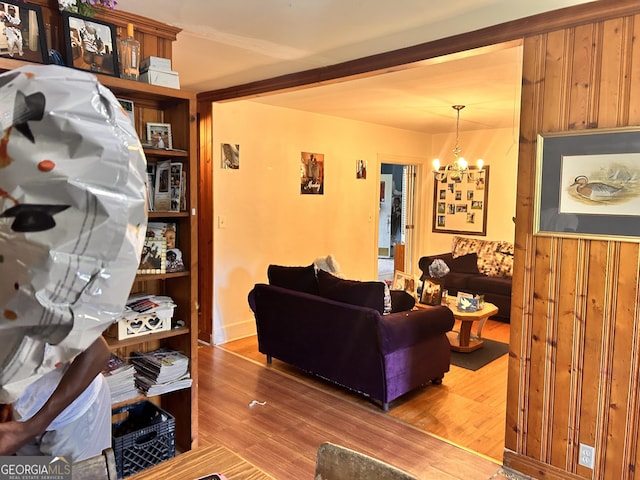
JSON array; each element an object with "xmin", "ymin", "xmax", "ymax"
[{"xmin": 534, "ymin": 126, "xmax": 640, "ymax": 241}]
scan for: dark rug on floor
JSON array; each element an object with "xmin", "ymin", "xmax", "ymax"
[{"xmin": 450, "ymin": 338, "xmax": 509, "ymax": 371}]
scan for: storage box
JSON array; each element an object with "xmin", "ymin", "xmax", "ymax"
[
  {"xmin": 112, "ymin": 400, "xmax": 175, "ymax": 479},
  {"xmin": 140, "ymin": 56, "xmax": 172, "ymax": 72},
  {"xmin": 140, "ymin": 68, "xmax": 180, "ymax": 89},
  {"xmin": 106, "ymin": 307, "xmax": 174, "ymax": 340}
]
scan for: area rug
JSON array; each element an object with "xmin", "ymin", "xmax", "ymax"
[{"xmin": 450, "ymin": 338, "xmax": 509, "ymax": 371}]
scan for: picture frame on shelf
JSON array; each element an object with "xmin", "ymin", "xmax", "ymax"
[
  {"xmin": 169, "ymin": 162, "xmax": 182, "ymax": 212},
  {"xmin": 117, "ymin": 98, "xmax": 135, "ymax": 127},
  {"xmin": 137, "ymin": 237, "xmax": 166, "ymax": 275},
  {"xmin": 146, "ymin": 122, "xmax": 173, "ymax": 150},
  {"xmin": 420, "ymin": 278, "xmax": 443, "ymax": 306},
  {"xmin": 153, "ymin": 159, "xmax": 171, "ymax": 211},
  {"xmin": 534, "ymin": 127, "xmax": 640, "ymax": 241},
  {"xmin": 147, "ymin": 221, "xmax": 177, "ymax": 249},
  {"xmin": 392, "ymin": 270, "xmax": 418, "ymax": 298},
  {"xmin": 147, "ymin": 222, "xmax": 184, "ymax": 272},
  {"xmin": 0, "ymin": 1, "xmax": 48, "ymax": 64},
  {"xmin": 61, "ymin": 12, "xmax": 119, "ymax": 77}
]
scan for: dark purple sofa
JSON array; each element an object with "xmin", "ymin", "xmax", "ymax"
[{"xmin": 248, "ymin": 266, "xmax": 454, "ymax": 410}]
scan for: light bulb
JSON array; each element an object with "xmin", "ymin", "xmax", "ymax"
[
  {"xmin": 477, "ymin": 159, "xmax": 484, "ymax": 170},
  {"xmin": 458, "ymin": 157, "xmax": 468, "ymax": 170},
  {"xmin": 432, "ymin": 158, "xmax": 440, "ymax": 171}
]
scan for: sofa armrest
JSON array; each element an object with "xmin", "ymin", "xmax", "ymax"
[{"xmin": 378, "ymin": 305, "xmax": 454, "ymax": 354}]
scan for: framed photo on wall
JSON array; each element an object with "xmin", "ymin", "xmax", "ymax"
[
  {"xmin": 534, "ymin": 127, "xmax": 640, "ymax": 241},
  {"xmin": 432, "ymin": 166, "xmax": 489, "ymax": 236},
  {"xmin": 62, "ymin": 11, "xmax": 119, "ymax": 76},
  {"xmin": 0, "ymin": 1, "xmax": 48, "ymax": 64}
]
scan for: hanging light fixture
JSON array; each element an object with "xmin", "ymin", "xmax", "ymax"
[{"xmin": 432, "ymin": 105, "xmax": 484, "ymax": 181}]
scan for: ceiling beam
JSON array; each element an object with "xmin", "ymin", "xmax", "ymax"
[{"xmin": 197, "ymin": 0, "xmax": 638, "ymax": 103}]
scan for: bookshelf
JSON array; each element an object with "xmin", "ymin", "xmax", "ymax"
[
  {"xmin": 100, "ymin": 75, "xmax": 199, "ymax": 455},
  {"xmin": 0, "ymin": 1, "xmax": 199, "ymax": 462}
]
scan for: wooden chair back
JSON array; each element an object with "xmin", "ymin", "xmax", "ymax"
[
  {"xmin": 314, "ymin": 442, "xmax": 417, "ymax": 480},
  {"xmin": 72, "ymin": 447, "xmax": 117, "ymax": 480}
]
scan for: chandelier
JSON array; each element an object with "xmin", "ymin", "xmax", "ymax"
[{"xmin": 432, "ymin": 105, "xmax": 484, "ymax": 181}]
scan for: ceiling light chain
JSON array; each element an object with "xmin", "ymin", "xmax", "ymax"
[{"xmin": 433, "ymin": 105, "xmax": 484, "ymax": 181}]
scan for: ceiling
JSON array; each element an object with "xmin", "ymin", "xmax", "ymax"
[{"xmin": 115, "ymin": 0, "xmax": 595, "ymax": 134}]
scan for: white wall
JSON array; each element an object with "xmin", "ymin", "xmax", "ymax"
[{"xmin": 209, "ymin": 100, "xmax": 517, "ymax": 343}]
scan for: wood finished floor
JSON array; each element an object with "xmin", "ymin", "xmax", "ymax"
[{"xmin": 199, "ymin": 318, "xmax": 514, "ymax": 479}]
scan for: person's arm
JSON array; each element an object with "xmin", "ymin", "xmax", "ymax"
[{"xmin": 0, "ymin": 336, "xmax": 110, "ymax": 455}]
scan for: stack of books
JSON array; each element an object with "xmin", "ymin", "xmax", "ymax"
[
  {"xmin": 102, "ymin": 353, "xmax": 139, "ymax": 404},
  {"xmin": 131, "ymin": 347, "xmax": 192, "ymax": 396}
]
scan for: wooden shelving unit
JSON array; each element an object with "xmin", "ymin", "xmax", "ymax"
[{"xmin": 102, "ymin": 75, "xmax": 199, "ymax": 455}]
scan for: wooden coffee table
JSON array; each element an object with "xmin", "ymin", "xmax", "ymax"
[{"xmin": 445, "ymin": 302, "xmax": 499, "ymax": 353}]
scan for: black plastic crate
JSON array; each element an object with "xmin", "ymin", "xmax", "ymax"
[{"xmin": 112, "ymin": 400, "xmax": 175, "ymax": 479}]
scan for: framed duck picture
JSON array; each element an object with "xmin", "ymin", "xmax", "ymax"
[{"xmin": 534, "ymin": 126, "xmax": 640, "ymax": 241}]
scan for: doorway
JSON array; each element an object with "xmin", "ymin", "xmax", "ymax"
[{"xmin": 378, "ymin": 162, "xmax": 416, "ymax": 283}]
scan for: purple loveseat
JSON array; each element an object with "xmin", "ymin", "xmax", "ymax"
[{"xmin": 248, "ymin": 266, "xmax": 454, "ymax": 410}]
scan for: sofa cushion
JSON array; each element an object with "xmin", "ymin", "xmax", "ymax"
[
  {"xmin": 466, "ymin": 275, "xmax": 511, "ymax": 296},
  {"xmin": 268, "ymin": 263, "xmax": 319, "ymax": 295},
  {"xmin": 440, "ymin": 272, "xmax": 473, "ymax": 293},
  {"xmin": 448, "ymin": 253, "xmax": 480, "ymax": 274},
  {"xmin": 317, "ymin": 269, "xmax": 385, "ymax": 314},
  {"xmin": 483, "ymin": 251, "xmax": 513, "ymax": 278}
]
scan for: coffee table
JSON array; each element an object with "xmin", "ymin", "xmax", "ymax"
[{"xmin": 445, "ymin": 302, "xmax": 499, "ymax": 353}]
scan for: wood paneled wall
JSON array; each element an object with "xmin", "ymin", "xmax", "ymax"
[{"xmin": 506, "ymin": 10, "xmax": 640, "ymax": 480}]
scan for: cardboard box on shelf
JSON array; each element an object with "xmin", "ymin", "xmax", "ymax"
[
  {"xmin": 140, "ymin": 69, "xmax": 180, "ymax": 89},
  {"xmin": 140, "ymin": 55, "xmax": 172, "ymax": 72}
]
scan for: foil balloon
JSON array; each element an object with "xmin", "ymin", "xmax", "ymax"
[{"xmin": 0, "ymin": 65, "xmax": 147, "ymax": 402}]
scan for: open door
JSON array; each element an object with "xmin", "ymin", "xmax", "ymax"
[
  {"xmin": 378, "ymin": 174, "xmax": 393, "ymax": 257},
  {"xmin": 378, "ymin": 162, "xmax": 417, "ymax": 280}
]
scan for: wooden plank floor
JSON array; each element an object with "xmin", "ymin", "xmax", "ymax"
[
  {"xmin": 218, "ymin": 318, "xmax": 510, "ymax": 460},
  {"xmin": 199, "ymin": 319, "xmax": 513, "ymax": 479}
]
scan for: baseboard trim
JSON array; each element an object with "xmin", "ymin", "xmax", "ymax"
[
  {"xmin": 503, "ymin": 450, "xmax": 584, "ymax": 480},
  {"xmin": 213, "ymin": 318, "xmax": 256, "ymax": 345}
]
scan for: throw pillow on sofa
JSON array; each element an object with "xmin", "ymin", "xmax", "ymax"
[
  {"xmin": 317, "ymin": 269, "xmax": 385, "ymax": 314},
  {"xmin": 268, "ymin": 263, "xmax": 319, "ymax": 295},
  {"xmin": 389, "ymin": 289, "xmax": 415, "ymax": 312},
  {"xmin": 451, "ymin": 235, "xmax": 514, "ymax": 277}
]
